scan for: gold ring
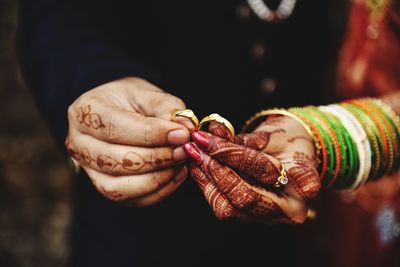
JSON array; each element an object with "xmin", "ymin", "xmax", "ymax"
[
  {"xmin": 172, "ymin": 109, "xmax": 199, "ymax": 129},
  {"xmin": 274, "ymin": 162, "xmax": 288, "ymax": 188},
  {"xmin": 198, "ymin": 113, "xmax": 235, "ymax": 140}
]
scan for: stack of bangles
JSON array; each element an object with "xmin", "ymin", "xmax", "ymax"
[{"xmin": 243, "ymin": 98, "xmax": 400, "ymax": 190}]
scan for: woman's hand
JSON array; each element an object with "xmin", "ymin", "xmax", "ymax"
[
  {"xmin": 185, "ymin": 116, "xmax": 321, "ymax": 224},
  {"xmin": 65, "ymin": 77, "xmax": 193, "ymax": 206}
]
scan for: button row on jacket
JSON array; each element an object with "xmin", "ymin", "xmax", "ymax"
[
  {"xmin": 236, "ymin": 3, "xmax": 277, "ymax": 96},
  {"xmin": 260, "ymin": 77, "xmax": 276, "ymax": 95}
]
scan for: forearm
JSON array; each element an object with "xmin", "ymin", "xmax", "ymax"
[{"xmin": 244, "ymin": 91, "xmax": 400, "ymax": 190}]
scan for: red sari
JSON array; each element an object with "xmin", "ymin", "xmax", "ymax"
[{"xmin": 300, "ymin": 1, "xmax": 400, "ymax": 266}]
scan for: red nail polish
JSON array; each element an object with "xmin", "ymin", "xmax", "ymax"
[
  {"xmin": 183, "ymin": 143, "xmax": 202, "ymax": 164},
  {"xmin": 192, "ymin": 131, "xmax": 210, "ymax": 150}
]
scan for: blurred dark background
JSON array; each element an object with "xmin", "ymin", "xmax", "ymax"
[{"xmin": 0, "ymin": 1, "xmax": 71, "ymax": 266}]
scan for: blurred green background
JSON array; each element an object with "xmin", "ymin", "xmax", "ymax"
[{"xmin": 0, "ymin": 1, "xmax": 72, "ymax": 266}]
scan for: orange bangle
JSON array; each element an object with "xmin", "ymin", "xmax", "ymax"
[{"xmin": 305, "ymin": 108, "xmax": 343, "ymax": 187}]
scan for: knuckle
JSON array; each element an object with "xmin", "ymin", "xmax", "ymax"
[
  {"xmin": 105, "ymin": 114, "xmax": 123, "ymax": 143},
  {"xmin": 143, "ymin": 125, "xmax": 153, "ymax": 146},
  {"xmin": 170, "ymin": 95, "xmax": 186, "ymax": 109}
]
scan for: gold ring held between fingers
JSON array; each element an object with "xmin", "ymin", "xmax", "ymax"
[
  {"xmin": 198, "ymin": 113, "xmax": 235, "ymax": 140},
  {"xmin": 274, "ymin": 162, "xmax": 288, "ymax": 188},
  {"xmin": 172, "ymin": 109, "xmax": 199, "ymax": 129}
]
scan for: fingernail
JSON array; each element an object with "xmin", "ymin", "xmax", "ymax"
[
  {"xmin": 183, "ymin": 143, "xmax": 202, "ymax": 164},
  {"xmin": 192, "ymin": 131, "xmax": 210, "ymax": 150},
  {"xmin": 168, "ymin": 129, "xmax": 190, "ymax": 145},
  {"xmin": 174, "ymin": 166, "xmax": 188, "ymax": 183},
  {"xmin": 173, "ymin": 146, "xmax": 188, "ymax": 162}
]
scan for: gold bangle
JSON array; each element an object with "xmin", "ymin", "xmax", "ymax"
[
  {"xmin": 198, "ymin": 113, "xmax": 235, "ymax": 140},
  {"xmin": 242, "ymin": 109, "xmax": 321, "ymax": 160},
  {"xmin": 171, "ymin": 109, "xmax": 199, "ymax": 129}
]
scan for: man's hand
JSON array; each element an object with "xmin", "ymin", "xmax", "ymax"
[
  {"xmin": 65, "ymin": 77, "xmax": 192, "ymax": 206},
  {"xmin": 185, "ymin": 116, "xmax": 321, "ymax": 224}
]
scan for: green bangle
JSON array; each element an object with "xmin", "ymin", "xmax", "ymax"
[
  {"xmin": 340, "ymin": 103, "xmax": 382, "ymax": 181},
  {"xmin": 326, "ymin": 111, "xmax": 359, "ymax": 189},
  {"xmin": 289, "ymin": 108, "xmax": 335, "ymax": 186},
  {"xmin": 310, "ymin": 108, "xmax": 348, "ymax": 189}
]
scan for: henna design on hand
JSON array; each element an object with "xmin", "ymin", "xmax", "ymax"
[
  {"xmin": 287, "ymin": 136, "xmax": 314, "ymax": 146},
  {"xmin": 234, "ymin": 131, "xmax": 281, "ymax": 151},
  {"xmin": 76, "ymin": 104, "xmax": 105, "ymax": 129},
  {"xmin": 100, "ymin": 185, "xmax": 125, "ymax": 202},
  {"xmin": 287, "ymin": 164, "xmax": 320, "ymax": 200},
  {"xmin": 193, "ymin": 147, "xmax": 286, "ymax": 218},
  {"xmin": 66, "ymin": 139, "xmax": 172, "ymax": 174},
  {"xmin": 190, "ymin": 166, "xmax": 236, "ymax": 220},
  {"xmin": 265, "ymin": 116, "xmax": 286, "ymax": 125},
  {"xmin": 208, "ymin": 122, "xmax": 233, "ymax": 140},
  {"xmin": 292, "ymin": 151, "xmax": 317, "ymax": 166},
  {"xmin": 191, "ymin": 165, "xmax": 285, "ymax": 222},
  {"xmin": 193, "ymin": 132, "xmax": 280, "ymax": 185}
]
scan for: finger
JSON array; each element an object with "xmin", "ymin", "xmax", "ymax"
[
  {"xmin": 185, "ymin": 143, "xmax": 309, "ymax": 224},
  {"xmin": 185, "ymin": 144, "xmax": 279, "ymax": 214},
  {"xmin": 82, "ymin": 165, "xmax": 187, "ymax": 202},
  {"xmin": 284, "ymin": 161, "xmax": 321, "ymax": 201},
  {"xmin": 191, "ymin": 165, "xmax": 270, "ymax": 222},
  {"xmin": 66, "ymin": 131, "xmax": 187, "ymax": 176},
  {"xmin": 172, "ymin": 115, "xmax": 197, "ymax": 132},
  {"xmin": 208, "ymin": 121, "xmax": 232, "ymax": 140},
  {"xmin": 190, "ymin": 165, "xmax": 242, "ymax": 220},
  {"xmin": 233, "ymin": 132, "xmax": 273, "ymax": 151},
  {"xmin": 192, "ymin": 131, "xmax": 281, "ymax": 186},
  {"xmin": 205, "ymin": 132, "xmax": 322, "ymax": 201},
  {"xmin": 69, "ymin": 98, "xmax": 189, "ymax": 146},
  {"xmin": 127, "ymin": 167, "xmax": 188, "ymax": 207}
]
